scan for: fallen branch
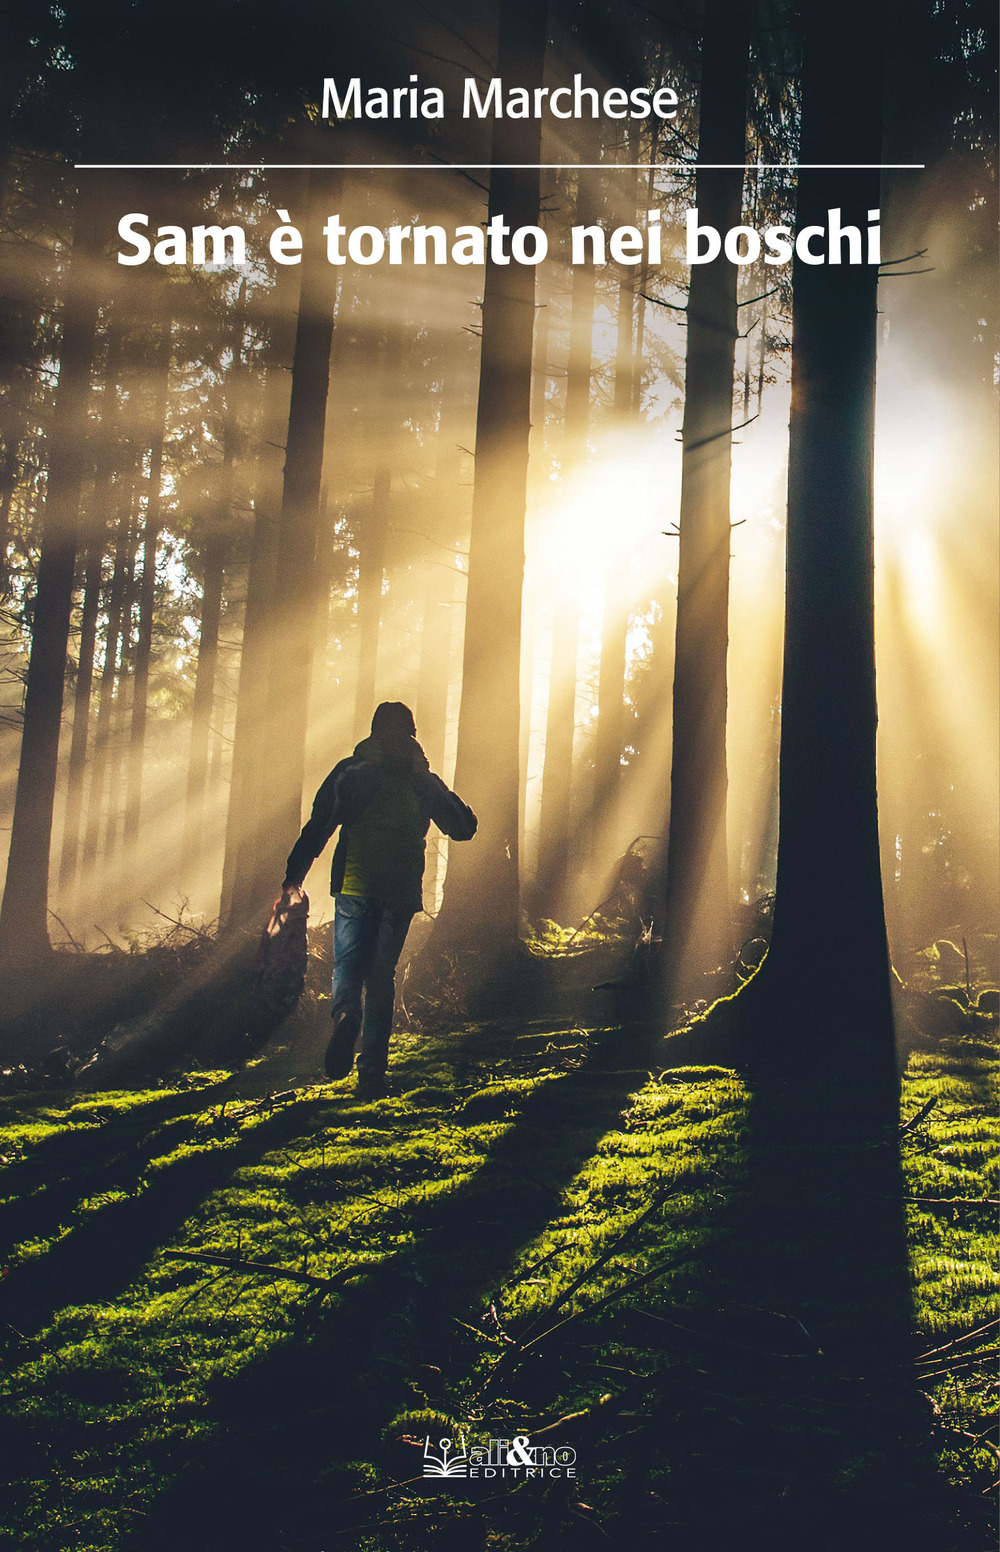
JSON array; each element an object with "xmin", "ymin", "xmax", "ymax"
[
  {"xmin": 526, "ymin": 1244, "xmax": 705, "ymax": 1343},
  {"xmin": 904, "ymin": 1194, "xmax": 999, "ymax": 1208},
  {"xmin": 162, "ymin": 1249, "xmax": 371, "ymax": 1291},
  {"xmin": 916, "ymin": 1319, "xmax": 999, "ymax": 1364},
  {"xmin": 472, "ymin": 1242, "xmax": 702, "ymax": 1407},
  {"xmin": 517, "ymin": 1191, "xmax": 674, "ymax": 1342},
  {"xmin": 899, "ymin": 1096, "xmax": 938, "ymax": 1135},
  {"xmin": 917, "ymin": 1355, "xmax": 996, "ymax": 1382},
  {"xmin": 222, "ymin": 1088, "xmax": 305, "ymax": 1122},
  {"xmin": 47, "ymin": 908, "xmax": 85, "ymax": 953},
  {"xmin": 529, "ymin": 1394, "xmax": 615, "ymax": 1439}
]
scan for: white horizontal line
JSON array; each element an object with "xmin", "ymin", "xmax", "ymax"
[{"xmin": 74, "ymin": 161, "xmax": 925, "ymax": 171}]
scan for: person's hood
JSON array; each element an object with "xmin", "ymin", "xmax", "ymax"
[{"xmin": 353, "ymin": 732, "xmax": 430, "ymax": 774}]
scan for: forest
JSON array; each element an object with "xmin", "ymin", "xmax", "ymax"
[{"xmin": 0, "ymin": 0, "xmax": 997, "ymax": 1548}]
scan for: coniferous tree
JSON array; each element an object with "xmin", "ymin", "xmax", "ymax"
[
  {"xmin": 0, "ymin": 187, "xmax": 102, "ymax": 974},
  {"xmin": 220, "ymin": 252, "xmax": 299, "ymax": 927},
  {"xmin": 592, "ymin": 146, "xmax": 640, "ymax": 857},
  {"xmin": 661, "ymin": 0, "xmax": 750, "ymax": 1003},
  {"xmin": 536, "ymin": 165, "xmax": 599, "ymax": 919},
  {"xmin": 59, "ymin": 311, "xmax": 126, "ymax": 893},
  {"xmin": 264, "ymin": 167, "xmax": 342, "ymax": 892},
  {"xmin": 124, "ymin": 328, "xmax": 172, "ymax": 855},
  {"xmin": 728, "ymin": 0, "xmax": 897, "ymax": 1118},
  {"xmin": 430, "ymin": 0, "xmax": 548, "ymax": 959}
]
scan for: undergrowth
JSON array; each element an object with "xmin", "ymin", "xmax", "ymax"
[{"xmin": 0, "ymin": 1007, "xmax": 995, "ymax": 1552}]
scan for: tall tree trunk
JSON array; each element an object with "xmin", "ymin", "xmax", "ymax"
[
  {"xmin": 416, "ymin": 569, "xmax": 454, "ymax": 909},
  {"xmin": 354, "ymin": 459, "xmax": 391, "ymax": 739},
  {"xmin": 181, "ymin": 370, "xmax": 238, "ymax": 886},
  {"xmin": 353, "ymin": 326, "xmax": 401, "ymax": 739},
  {"xmin": 520, "ymin": 257, "xmax": 555, "ymax": 874},
  {"xmin": 58, "ymin": 536, "xmax": 102, "ymax": 891},
  {"xmin": 430, "ymin": 0, "xmax": 547, "ymax": 958},
  {"xmin": 60, "ymin": 311, "xmax": 125, "ymax": 894},
  {"xmin": 0, "ymin": 190, "xmax": 101, "ymax": 974},
  {"xmin": 536, "ymin": 172, "xmax": 597, "ymax": 920},
  {"xmin": 632, "ymin": 119, "xmax": 662, "ymax": 418},
  {"xmin": 266, "ymin": 168, "xmax": 341, "ymax": 885},
  {"xmin": 81, "ymin": 483, "xmax": 132, "ymax": 877},
  {"xmin": 312, "ymin": 484, "xmax": 333, "ymax": 694},
  {"xmin": 593, "ymin": 156, "xmax": 640, "ymax": 859},
  {"xmin": 181, "ymin": 531, "xmax": 227, "ymax": 879},
  {"xmin": 750, "ymin": 0, "xmax": 896, "ymax": 1108},
  {"xmin": 124, "ymin": 329, "xmax": 171, "ymax": 855},
  {"xmin": 102, "ymin": 517, "xmax": 137, "ymax": 868},
  {"xmin": 220, "ymin": 256, "xmax": 299, "ymax": 928},
  {"xmin": 661, "ymin": 0, "xmax": 750, "ymax": 1002},
  {"xmin": 416, "ymin": 369, "xmax": 465, "ymax": 908}
]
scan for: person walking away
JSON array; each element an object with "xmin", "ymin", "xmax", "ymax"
[{"xmin": 282, "ymin": 701, "xmax": 477, "ymax": 1098}]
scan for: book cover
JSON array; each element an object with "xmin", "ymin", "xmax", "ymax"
[{"xmin": 0, "ymin": 1, "xmax": 996, "ymax": 1549}]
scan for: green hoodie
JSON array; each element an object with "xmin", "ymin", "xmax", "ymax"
[{"xmin": 339, "ymin": 736, "xmax": 429, "ymax": 907}]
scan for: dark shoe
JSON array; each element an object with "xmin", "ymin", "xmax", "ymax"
[
  {"xmin": 354, "ymin": 1073, "xmax": 390, "ymax": 1101},
  {"xmin": 324, "ymin": 1011, "xmax": 361, "ymax": 1080}
]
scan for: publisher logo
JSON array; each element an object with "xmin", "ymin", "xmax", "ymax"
[
  {"xmin": 423, "ymin": 1434, "xmax": 577, "ymax": 1481},
  {"xmin": 423, "ymin": 1436, "xmax": 469, "ymax": 1477}
]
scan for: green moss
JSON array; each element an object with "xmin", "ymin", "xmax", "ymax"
[{"xmin": 0, "ymin": 1013, "xmax": 994, "ymax": 1551}]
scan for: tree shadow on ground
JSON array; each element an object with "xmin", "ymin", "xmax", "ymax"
[
  {"xmin": 0, "ymin": 1079, "xmax": 233, "ymax": 1257},
  {"xmin": 595, "ymin": 1060, "xmax": 992, "ymax": 1552},
  {"xmin": 0, "ymin": 1013, "xmax": 599, "ymax": 1345},
  {"xmin": 0, "ymin": 1092, "xmax": 343, "ymax": 1340},
  {"xmin": 136, "ymin": 1027, "xmax": 656, "ymax": 1552}
]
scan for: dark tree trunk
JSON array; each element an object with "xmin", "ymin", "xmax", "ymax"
[
  {"xmin": 81, "ymin": 483, "xmax": 132, "ymax": 877},
  {"xmin": 60, "ymin": 312, "xmax": 126, "ymax": 894},
  {"xmin": 266, "ymin": 169, "xmax": 341, "ymax": 885},
  {"xmin": 593, "ymin": 158, "xmax": 639, "ymax": 855},
  {"xmin": 430, "ymin": 0, "xmax": 547, "ymax": 958},
  {"xmin": 632, "ymin": 120, "xmax": 662, "ymax": 419},
  {"xmin": 312, "ymin": 485, "xmax": 334, "ymax": 693},
  {"xmin": 416, "ymin": 371, "xmax": 465, "ymax": 908},
  {"xmin": 751, "ymin": 0, "xmax": 897, "ymax": 1109},
  {"xmin": 661, "ymin": 0, "xmax": 750, "ymax": 1002},
  {"xmin": 529, "ymin": 256, "xmax": 554, "ymax": 442},
  {"xmin": 520, "ymin": 257, "xmax": 555, "ymax": 870},
  {"xmin": 58, "ymin": 538, "xmax": 103, "ymax": 891},
  {"xmin": 416, "ymin": 568, "xmax": 454, "ymax": 908},
  {"xmin": 220, "ymin": 257, "xmax": 299, "ymax": 928},
  {"xmin": 353, "ymin": 326, "xmax": 401, "ymax": 739},
  {"xmin": 181, "ymin": 361, "xmax": 239, "ymax": 887},
  {"xmin": 536, "ymin": 588, "xmax": 578, "ymax": 918},
  {"xmin": 536, "ymin": 172, "xmax": 597, "ymax": 919},
  {"xmin": 124, "ymin": 329, "xmax": 171, "ymax": 854},
  {"xmin": 181, "ymin": 531, "xmax": 227, "ymax": 878},
  {"xmin": 102, "ymin": 518, "xmax": 138, "ymax": 868},
  {"xmin": 0, "ymin": 190, "xmax": 101, "ymax": 973},
  {"xmin": 354, "ymin": 459, "xmax": 390, "ymax": 739}
]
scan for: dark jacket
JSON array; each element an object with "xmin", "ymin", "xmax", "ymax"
[{"xmin": 284, "ymin": 736, "xmax": 477, "ymax": 901}]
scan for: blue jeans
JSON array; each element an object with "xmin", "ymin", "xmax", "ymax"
[{"xmin": 331, "ymin": 895, "xmax": 415, "ymax": 1082}]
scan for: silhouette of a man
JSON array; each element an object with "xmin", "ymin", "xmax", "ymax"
[{"xmin": 283, "ymin": 702, "xmax": 476, "ymax": 1098}]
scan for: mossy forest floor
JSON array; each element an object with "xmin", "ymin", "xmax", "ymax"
[{"xmin": 0, "ymin": 959, "xmax": 996, "ymax": 1552}]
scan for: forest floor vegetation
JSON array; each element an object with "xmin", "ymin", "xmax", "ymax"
[{"xmin": 0, "ymin": 927, "xmax": 995, "ymax": 1552}]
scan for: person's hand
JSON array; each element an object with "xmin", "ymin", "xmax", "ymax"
[{"xmin": 281, "ymin": 881, "xmax": 304, "ymax": 902}]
